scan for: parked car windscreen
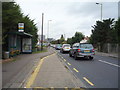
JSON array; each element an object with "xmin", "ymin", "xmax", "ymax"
[
  {"xmin": 57, "ymin": 44, "xmax": 62, "ymax": 46},
  {"xmin": 80, "ymin": 44, "xmax": 93, "ymax": 49}
]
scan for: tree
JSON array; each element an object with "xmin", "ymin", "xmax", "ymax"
[
  {"xmin": 21, "ymin": 15, "xmax": 38, "ymax": 48},
  {"xmin": 67, "ymin": 38, "xmax": 72, "ymax": 45},
  {"xmin": 89, "ymin": 18, "xmax": 119, "ymax": 52},
  {"xmin": 74, "ymin": 32, "xmax": 85, "ymax": 43},
  {"xmin": 90, "ymin": 18, "xmax": 115, "ymax": 45},
  {"xmin": 114, "ymin": 18, "xmax": 119, "ymax": 44},
  {"xmin": 59, "ymin": 34, "xmax": 65, "ymax": 44},
  {"xmin": 2, "ymin": 2, "xmax": 38, "ymax": 51},
  {"xmin": 67, "ymin": 32, "xmax": 85, "ymax": 44},
  {"xmin": 2, "ymin": 2, "xmax": 23, "ymax": 50}
]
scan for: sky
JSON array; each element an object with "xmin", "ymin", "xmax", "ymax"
[{"xmin": 15, "ymin": 0, "xmax": 119, "ymax": 40}]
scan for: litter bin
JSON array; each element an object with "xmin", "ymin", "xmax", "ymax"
[{"xmin": 4, "ymin": 51, "xmax": 9, "ymax": 59}]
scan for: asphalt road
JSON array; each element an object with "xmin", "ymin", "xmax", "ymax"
[{"xmin": 55, "ymin": 49, "xmax": 119, "ymax": 88}]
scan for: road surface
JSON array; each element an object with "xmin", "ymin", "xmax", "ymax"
[{"xmin": 56, "ymin": 49, "xmax": 118, "ymax": 88}]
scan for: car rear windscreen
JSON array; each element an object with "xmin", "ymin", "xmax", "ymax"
[
  {"xmin": 64, "ymin": 45, "xmax": 70, "ymax": 47},
  {"xmin": 80, "ymin": 44, "xmax": 93, "ymax": 49}
]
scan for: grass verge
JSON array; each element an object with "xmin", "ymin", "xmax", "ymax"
[{"xmin": 32, "ymin": 49, "xmax": 48, "ymax": 54}]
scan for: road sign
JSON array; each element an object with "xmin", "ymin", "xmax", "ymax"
[{"xmin": 18, "ymin": 23, "xmax": 24, "ymax": 32}]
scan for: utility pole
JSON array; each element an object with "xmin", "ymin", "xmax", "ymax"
[
  {"xmin": 64, "ymin": 34, "xmax": 65, "ymax": 40},
  {"xmin": 41, "ymin": 13, "xmax": 44, "ymax": 51},
  {"xmin": 100, "ymin": 3, "xmax": 102, "ymax": 21},
  {"xmin": 47, "ymin": 20, "xmax": 52, "ymax": 43}
]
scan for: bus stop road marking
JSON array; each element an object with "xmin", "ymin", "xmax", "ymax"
[{"xmin": 25, "ymin": 53, "xmax": 55, "ymax": 88}]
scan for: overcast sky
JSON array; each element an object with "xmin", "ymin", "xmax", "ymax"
[{"xmin": 15, "ymin": 0, "xmax": 119, "ymax": 40}]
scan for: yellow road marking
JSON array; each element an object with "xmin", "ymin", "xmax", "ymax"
[
  {"xmin": 67, "ymin": 62, "xmax": 71, "ymax": 65},
  {"xmin": 33, "ymin": 87, "xmax": 50, "ymax": 90},
  {"xmin": 83, "ymin": 77, "xmax": 94, "ymax": 86},
  {"xmin": 34, "ymin": 87, "xmax": 44, "ymax": 88},
  {"xmin": 73, "ymin": 68, "xmax": 79, "ymax": 72},
  {"xmin": 64, "ymin": 87, "xmax": 68, "ymax": 90},
  {"xmin": 64, "ymin": 59, "xmax": 66, "ymax": 62},
  {"xmin": 71, "ymin": 88, "xmax": 85, "ymax": 90},
  {"xmin": 51, "ymin": 87, "xmax": 54, "ymax": 90},
  {"xmin": 26, "ymin": 59, "xmax": 44, "ymax": 88},
  {"xmin": 26, "ymin": 53, "xmax": 55, "ymax": 88}
]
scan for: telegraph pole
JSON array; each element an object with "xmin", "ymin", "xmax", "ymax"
[
  {"xmin": 47, "ymin": 20, "xmax": 52, "ymax": 43},
  {"xmin": 41, "ymin": 13, "xmax": 44, "ymax": 51}
]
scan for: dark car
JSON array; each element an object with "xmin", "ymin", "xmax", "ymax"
[{"xmin": 69, "ymin": 43, "xmax": 95, "ymax": 60}]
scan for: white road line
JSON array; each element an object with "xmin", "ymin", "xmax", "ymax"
[{"xmin": 99, "ymin": 60, "xmax": 120, "ymax": 67}]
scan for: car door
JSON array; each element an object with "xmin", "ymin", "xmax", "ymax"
[
  {"xmin": 72, "ymin": 43, "xmax": 78, "ymax": 55},
  {"xmin": 70, "ymin": 44, "xmax": 75, "ymax": 55}
]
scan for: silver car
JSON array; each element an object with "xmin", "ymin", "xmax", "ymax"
[
  {"xmin": 60, "ymin": 44, "xmax": 71, "ymax": 53},
  {"xmin": 69, "ymin": 43, "xmax": 95, "ymax": 60}
]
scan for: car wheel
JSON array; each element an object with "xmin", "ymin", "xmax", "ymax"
[
  {"xmin": 61, "ymin": 50, "xmax": 63, "ymax": 53},
  {"xmin": 69, "ymin": 52, "xmax": 72, "ymax": 57},
  {"xmin": 60, "ymin": 50, "xmax": 62, "ymax": 53},
  {"xmin": 89, "ymin": 56, "xmax": 93, "ymax": 60},
  {"xmin": 74, "ymin": 53, "xmax": 78, "ymax": 60},
  {"xmin": 62, "ymin": 50, "xmax": 64, "ymax": 53}
]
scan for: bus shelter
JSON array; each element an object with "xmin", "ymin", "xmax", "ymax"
[{"xmin": 8, "ymin": 32, "xmax": 32, "ymax": 56}]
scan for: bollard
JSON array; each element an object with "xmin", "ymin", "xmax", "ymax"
[{"xmin": 4, "ymin": 51, "xmax": 9, "ymax": 59}]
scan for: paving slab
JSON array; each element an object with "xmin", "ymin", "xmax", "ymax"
[
  {"xmin": 2, "ymin": 48, "xmax": 55, "ymax": 88},
  {"xmin": 95, "ymin": 51, "xmax": 118, "ymax": 58},
  {"xmin": 31, "ymin": 53, "xmax": 86, "ymax": 88}
]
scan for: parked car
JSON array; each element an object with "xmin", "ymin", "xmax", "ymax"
[
  {"xmin": 60, "ymin": 44, "xmax": 71, "ymax": 53},
  {"xmin": 69, "ymin": 43, "xmax": 95, "ymax": 60},
  {"xmin": 55, "ymin": 44, "xmax": 62, "ymax": 50},
  {"xmin": 51, "ymin": 44, "xmax": 56, "ymax": 48}
]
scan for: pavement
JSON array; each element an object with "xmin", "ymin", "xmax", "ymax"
[
  {"xmin": 2, "ymin": 48, "xmax": 55, "ymax": 88},
  {"xmin": 2, "ymin": 47, "xmax": 86, "ymax": 88},
  {"xmin": 28, "ymin": 52, "xmax": 86, "ymax": 88},
  {"xmin": 95, "ymin": 51, "xmax": 118, "ymax": 58}
]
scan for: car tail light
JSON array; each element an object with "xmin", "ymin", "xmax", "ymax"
[
  {"xmin": 92, "ymin": 49, "xmax": 95, "ymax": 52},
  {"xmin": 77, "ymin": 49, "xmax": 81, "ymax": 52}
]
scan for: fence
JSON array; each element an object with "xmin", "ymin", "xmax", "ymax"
[{"xmin": 97, "ymin": 43, "xmax": 118, "ymax": 53}]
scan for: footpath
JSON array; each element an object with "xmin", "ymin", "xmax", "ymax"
[
  {"xmin": 95, "ymin": 51, "xmax": 118, "ymax": 58},
  {"xmin": 2, "ymin": 47, "xmax": 86, "ymax": 88},
  {"xmin": 2, "ymin": 48, "xmax": 55, "ymax": 88},
  {"xmin": 27, "ymin": 51, "xmax": 86, "ymax": 88}
]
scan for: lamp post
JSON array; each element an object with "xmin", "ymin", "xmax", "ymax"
[
  {"xmin": 47, "ymin": 20, "xmax": 52, "ymax": 43},
  {"xmin": 96, "ymin": 3, "xmax": 103, "ymax": 21},
  {"xmin": 41, "ymin": 13, "xmax": 44, "ymax": 51}
]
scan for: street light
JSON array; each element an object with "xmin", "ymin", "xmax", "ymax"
[
  {"xmin": 47, "ymin": 20, "xmax": 52, "ymax": 42},
  {"xmin": 96, "ymin": 3, "xmax": 103, "ymax": 21},
  {"xmin": 41, "ymin": 13, "xmax": 44, "ymax": 51}
]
